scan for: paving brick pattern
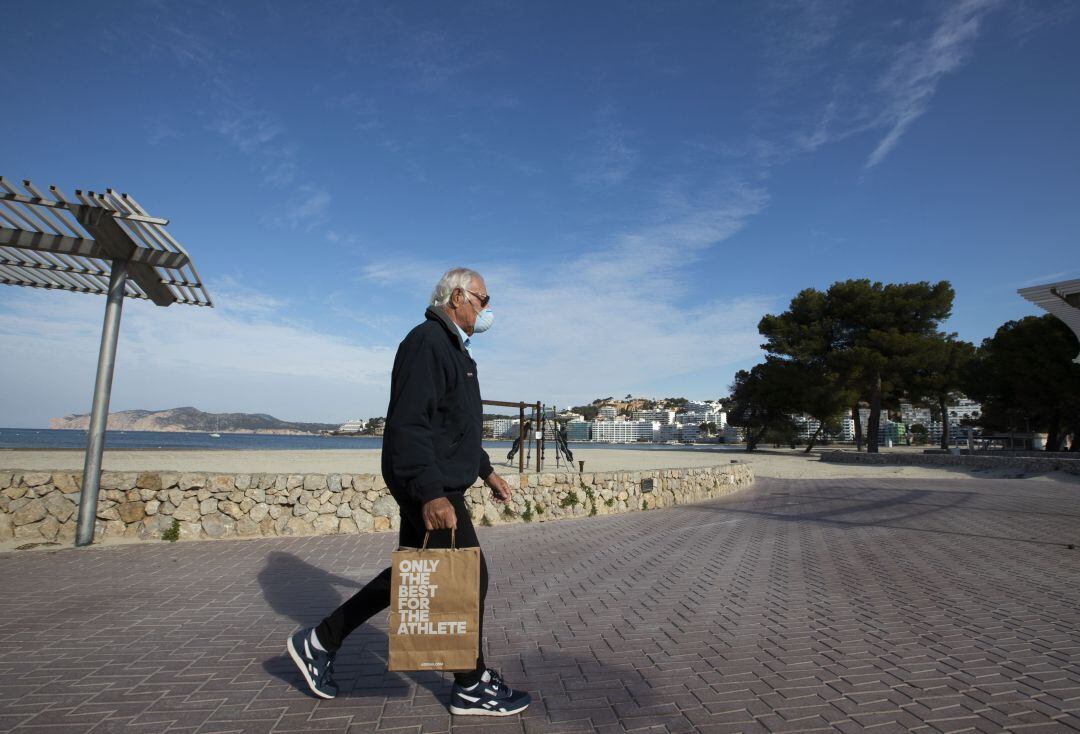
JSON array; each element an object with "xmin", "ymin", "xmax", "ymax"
[{"xmin": 2, "ymin": 476, "xmax": 1079, "ymax": 733}]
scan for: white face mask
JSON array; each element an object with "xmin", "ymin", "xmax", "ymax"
[
  {"xmin": 473, "ymin": 308, "xmax": 494, "ymax": 333},
  {"xmin": 465, "ymin": 291, "xmax": 494, "ymax": 333}
]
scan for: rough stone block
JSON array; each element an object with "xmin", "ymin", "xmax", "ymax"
[
  {"xmin": 372, "ymin": 495, "xmax": 397, "ymax": 517},
  {"xmin": 201, "ymin": 513, "xmax": 233, "ymax": 539},
  {"xmin": 353, "ymin": 510, "xmax": 374, "ymax": 530},
  {"xmin": 14, "ymin": 520, "xmax": 45, "ymax": 540},
  {"xmin": 210, "ymin": 475, "xmax": 235, "ymax": 492},
  {"xmin": 172, "ymin": 497, "xmax": 201, "ymax": 522},
  {"xmin": 136, "ymin": 473, "xmax": 162, "ymax": 491},
  {"xmin": 178, "ymin": 521, "xmax": 201, "ymax": 541},
  {"xmin": 23, "ymin": 472, "xmax": 51, "ymax": 488},
  {"xmin": 13, "ymin": 499, "xmax": 47, "ymax": 526},
  {"xmin": 304, "ymin": 475, "xmax": 328, "ymax": 491},
  {"xmin": 179, "ymin": 473, "xmax": 206, "ymax": 491},
  {"xmin": 220, "ymin": 501, "xmax": 245, "ymax": 520},
  {"xmin": 52, "ymin": 472, "xmax": 80, "ymax": 493},
  {"xmin": 96, "ymin": 504, "xmax": 120, "ymax": 521},
  {"xmin": 3, "ymin": 485, "xmax": 27, "ymax": 501},
  {"xmin": 284, "ymin": 516, "xmax": 313, "ymax": 536},
  {"xmin": 313, "ymin": 514, "xmax": 338, "ymax": 534},
  {"xmin": 117, "ymin": 501, "xmax": 145, "ymax": 524}
]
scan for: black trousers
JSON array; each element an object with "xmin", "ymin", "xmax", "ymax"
[{"xmin": 315, "ymin": 492, "xmax": 489, "ymax": 685}]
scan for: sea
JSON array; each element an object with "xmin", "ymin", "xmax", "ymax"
[{"xmin": 0, "ymin": 427, "xmax": 738, "ymax": 454}]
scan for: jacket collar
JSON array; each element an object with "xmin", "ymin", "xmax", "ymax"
[{"xmin": 425, "ymin": 306, "xmax": 470, "ymax": 354}]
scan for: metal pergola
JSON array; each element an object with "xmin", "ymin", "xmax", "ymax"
[
  {"xmin": 0, "ymin": 176, "xmax": 211, "ymax": 546},
  {"xmin": 1018, "ymin": 278, "xmax": 1080, "ymax": 363}
]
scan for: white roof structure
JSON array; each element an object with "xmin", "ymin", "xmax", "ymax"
[
  {"xmin": 1017, "ymin": 278, "xmax": 1080, "ymax": 363},
  {"xmin": 1, "ymin": 176, "xmax": 212, "ymax": 547},
  {"xmin": 0, "ymin": 177, "xmax": 211, "ymax": 306}
]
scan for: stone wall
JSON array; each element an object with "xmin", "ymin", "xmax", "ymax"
[
  {"xmin": 0, "ymin": 464, "xmax": 754, "ymax": 546},
  {"xmin": 820, "ymin": 451, "xmax": 1080, "ymax": 475}
]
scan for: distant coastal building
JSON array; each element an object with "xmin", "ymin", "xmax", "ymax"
[
  {"xmin": 597, "ymin": 405, "xmax": 618, "ymax": 420},
  {"xmin": 337, "ymin": 418, "xmax": 366, "ymax": 434},
  {"xmin": 566, "ymin": 419, "xmax": 591, "ymax": 441},
  {"xmin": 633, "ymin": 409, "xmax": 678, "ymax": 424}
]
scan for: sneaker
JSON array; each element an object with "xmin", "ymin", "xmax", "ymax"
[
  {"xmin": 450, "ymin": 669, "xmax": 531, "ymax": 716},
  {"xmin": 286, "ymin": 627, "xmax": 338, "ymax": 699}
]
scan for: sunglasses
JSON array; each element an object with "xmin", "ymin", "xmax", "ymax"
[{"xmin": 464, "ymin": 289, "xmax": 490, "ymax": 308}]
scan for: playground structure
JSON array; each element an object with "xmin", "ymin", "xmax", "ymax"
[
  {"xmin": 483, "ymin": 400, "xmax": 577, "ymax": 474},
  {"xmin": 481, "ymin": 400, "xmax": 539, "ymax": 473}
]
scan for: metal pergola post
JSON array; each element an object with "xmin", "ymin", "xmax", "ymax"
[{"xmin": 75, "ymin": 259, "xmax": 128, "ymax": 547}]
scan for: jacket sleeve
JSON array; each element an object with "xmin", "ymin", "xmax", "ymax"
[
  {"xmin": 479, "ymin": 450, "xmax": 494, "ymax": 481},
  {"xmin": 385, "ymin": 336, "xmax": 447, "ymax": 505}
]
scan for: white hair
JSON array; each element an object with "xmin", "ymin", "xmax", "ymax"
[{"xmin": 429, "ymin": 267, "xmax": 481, "ymax": 307}]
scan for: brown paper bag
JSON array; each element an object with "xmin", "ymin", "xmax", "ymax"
[{"xmin": 388, "ymin": 530, "xmax": 480, "ymax": 672}]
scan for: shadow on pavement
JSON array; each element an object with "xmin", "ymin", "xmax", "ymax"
[
  {"xmin": 696, "ymin": 480, "xmax": 1076, "ymax": 547},
  {"xmin": 257, "ymin": 551, "xmax": 446, "ymax": 702}
]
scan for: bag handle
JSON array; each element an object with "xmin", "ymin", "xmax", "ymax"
[{"xmin": 421, "ymin": 528, "xmax": 456, "ymax": 551}]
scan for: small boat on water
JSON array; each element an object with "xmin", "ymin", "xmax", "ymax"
[{"xmin": 209, "ymin": 433, "xmax": 221, "ymax": 438}]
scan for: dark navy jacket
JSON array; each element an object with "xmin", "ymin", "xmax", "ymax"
[{"xmin": 381, "ymin": 307, "xmax": 494, "ymax": 505}]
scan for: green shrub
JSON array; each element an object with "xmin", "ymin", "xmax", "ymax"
[
  {"xmin": 605, "ymin": 497, "xmax": 615, "ymax": 508},
  {"xmin": 502, "ymin": 506, "xmax": 516, "ymax": 520},
  {"xmin": 480, "ymin": 515, "xmax": 492, "ymax": 527},
  {"xmin": 522, "ymin": 501, "xmax": 534, "ymax": 523},
  {"xmin": 162, "ymin": 518, "xmax": 180, "ymax": 542},
  {"xmin": 559, "ymin": 490, "xmax": 580, "ymax": 508}
]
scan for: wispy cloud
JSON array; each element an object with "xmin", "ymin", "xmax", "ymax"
[
  {"xmin": 575, "ymin": 104, "xmax": 639, "ymax": 188},
  {"xmin": 145, "ymin": 9, "xmax": 333, "ymax": 229},
  {"xmin": 866, "ymin": 0, "xmax": 1000, "ymax": 167},
  {"xmin": 358, "ymin": 179, "xmax": 772, "ymax": 405},
  {"xmin": 265, "ymin": 185, "xmax": 331, "ymax": 231}
]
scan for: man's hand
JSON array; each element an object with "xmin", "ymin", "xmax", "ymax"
[
  {"xmin": 422, "ymin": 496, "xmax": 457, "ymax": 530},
  {"xmin": 485, "ymin": 473, "xmax": 511, "ymax": 503}
]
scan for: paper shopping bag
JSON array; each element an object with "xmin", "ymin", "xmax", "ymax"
[{"xmin": 388, "ymin": 531, "xmax": 480, "ymax": 672}]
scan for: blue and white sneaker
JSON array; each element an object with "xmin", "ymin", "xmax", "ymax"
[
  {"xmin": 449, "ymin": 669, "xmax": 531, "ymax": 716},
  {"xmin": 287, "ymin": 627, "xmax": 338, "ymax": 699}
]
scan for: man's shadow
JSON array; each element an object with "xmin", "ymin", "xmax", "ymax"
[{"xmin": 258, "ymin": 551, "xmax": 448, "ymax": 701}]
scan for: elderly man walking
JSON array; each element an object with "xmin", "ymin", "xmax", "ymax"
[{"xmin": 287, "ymin": 268, "xmax": 531, "ymax": 717}]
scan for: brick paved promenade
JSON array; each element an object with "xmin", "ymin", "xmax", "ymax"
[{"xmin": 2, "ymin": 476, "xmax": 1079, "ymax": 733}]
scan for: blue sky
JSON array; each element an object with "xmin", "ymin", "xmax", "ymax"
[{"xmin": 2, "ymin": 0, "xmax": 1079, "ymax": 427}]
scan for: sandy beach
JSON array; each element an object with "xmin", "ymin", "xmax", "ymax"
[{"xmin": 3, "ymin": 445, "xmax": 1075, "ymax": 482}]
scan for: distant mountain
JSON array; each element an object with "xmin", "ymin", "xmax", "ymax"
[{"xmin": 49, "ymin": 407, "xmax": 337, "ymax": 435}]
